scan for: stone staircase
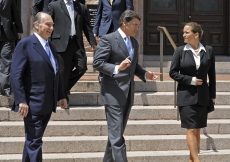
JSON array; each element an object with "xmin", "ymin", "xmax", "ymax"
[
  {"xmin": 0, "ymin": 78, "xmax": 230, "ymax": 161},
  {"xmin": 142, "ymin": 55, "xmax": 230, "ymax": 74}
]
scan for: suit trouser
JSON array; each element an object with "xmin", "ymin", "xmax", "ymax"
[
  {"xmin": 0, "ymin": 40, "xmax": 15, "ymax": 94},
  {"xmin": 22, "ymin": 113, "xmax": 51, "ymax": 162},
  {"xmin": 58, "ymin": 37, "xmax": 86, "ymax": 98},
  {"xmin": 68, "ymin": 45, "xmax": 87, "ymax": 91},
  {"xmin": 103, "ymin": 89, "xmax": 131, "ymax": 162}
]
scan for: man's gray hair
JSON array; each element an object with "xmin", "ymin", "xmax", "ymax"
[
  {"xmin": 33, "ymin": 12, "xmax": 49, "ymax": 31},
  {"xmin": 119, "ymin": 10, "xmax": 141, "ymax": 27}
]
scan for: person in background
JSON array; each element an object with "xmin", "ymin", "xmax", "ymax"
[
  {"xmin": 169, "ymin": 22, "xmax": 216, "ymax": 162},
  {"xmin": 92, "ymin": 0, "xmax": 134, "ymax": 83},
  {"xmin": 93, "ymin": 10, "xmax": 161, "ymax": 162},
  {"xmin": 48, "ymin": 0, "xmax": 97, "ymax": 107},
  {"xmin": 11, "ymin": 12, "xmax": 67, "ymax": 162},
  {"xmin": 0, "ymin": 0, "xmax": 23, "ymax": 97},
  {"xmin": 33, "ymin": 0, "xmax": 86, "ymax": 16}
]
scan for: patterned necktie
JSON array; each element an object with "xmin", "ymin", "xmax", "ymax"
[
  {"xmin": 45, "ymin": 42, "xmax": 57, "ymax": 74},
  {"xmin": 66, "ymin": 1, "xmax": 76, "ymax": 36},
  {"xmin": 124, "ymin": 37, "xmax": 133, "ymax": 60}
]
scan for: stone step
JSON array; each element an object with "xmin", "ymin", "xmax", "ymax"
[
  {"xmin": 144, "ymin": 67, "xmax": 230, "ymax": 74},
  {"xmin": 0, "ymin": 119, "xmax": 229, "ymax": 137},
  {"xmin": 1, "ymin": 106, "xmax": 230, "ymax": 121},
  {"xmin": 71, "ymin": 81, "xmax": 230, "ymax": 92},
  {"xmin": 143, "ymin": 55, "xmax": 230, "ymax": 61},
  {"xmin": 143, "ymin": 61, "xmax": 230, "ymax": 69},
  {"xmin": 67, "ymin": 92, "xmax": 230, "ymax": 106},
  {"xmin": 1, "ymin": 150, "xmax": 230, "ymax": 162},
  {"xmin": 0, "ymin": 134, "xmax": 230, "ymax": 154}
]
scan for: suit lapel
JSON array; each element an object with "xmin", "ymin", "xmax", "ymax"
[
  {"xmin": 130, "ymin": 37, "xmax": 137, "ymax": 60},
  {"xmin": 32, "ymin": 35, "xmax": 54, "ymax": 70},
  {"xmin": 60, "ymin": 0, "xmax": 71, "ymax": 20},
  {"xmin": 198, "ymin": 50, "xmax": 205, "ymax": 71},
  {"xmin": 115, "ymin": 31, "xmax": 129, "ymax": 58},
  {"xmin": 73, "ymin": 1, "xmax": 79, "ymax": 20},
  {"xmin": 186, "ymin": 50, "xmax": 196, "ymax": 66},
  {"xmin": 200, "ymin": 49, "xmax": 205, "ymax": 60}
]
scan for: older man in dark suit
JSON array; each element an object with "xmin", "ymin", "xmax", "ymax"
[
  {"xmin": 0, "ymin": 0, "xmax": 23, "ymax": 97},
  {"xmin": 32, "ymin": 0, "xmax": 86, "ymax": 16},
  {"xmin": 93, "ymin": 10, "xmax": 160, "ymax": 162},
  {"xmin": 11, "ymin": 12, "xmax": 67, "ymax": 162},
  {"xmin": 48, "ymin": 0, "xmax": 97, "ymax": 105}
]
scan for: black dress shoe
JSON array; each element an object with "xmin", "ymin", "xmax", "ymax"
[
  {"xmin": 5, "ymin": 91, "xmax": 13, "ymax": 98},
  {"xmin": 1, "ymin": 89, "xmax": 13, "ymax": 98}
]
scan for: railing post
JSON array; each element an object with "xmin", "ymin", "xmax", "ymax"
[
  {"xmin": 159, "ymin": 30, "xmax": 163, "ymax": 81},
  {"xmin": 174, "ymin": 81, "xmax": 179, "ymax": 121},
  {"xmin": 157, "ymin": 26, "xmax": 179, "ymax": 121}
]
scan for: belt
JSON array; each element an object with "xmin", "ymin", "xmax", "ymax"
[{"xmin": 69, "ymin": 35, "xmax": 76, "ymax": 39}]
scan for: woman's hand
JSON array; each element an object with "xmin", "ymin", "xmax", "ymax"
[{"xmin": 195, "ymin": 78, "xmax": 203, "ymax": 85}]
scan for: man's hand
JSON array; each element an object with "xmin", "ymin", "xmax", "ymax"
[
  {"xmin": 118, "ymin": 56, "xmax": 131, "ymax": 71},
  {"xmin": 195, "ymin": 79, "xmax": 203, "ymax": 86},
  {"xmin": 212, "ymin": 98, "xmax": 215, "ymax": 105},
  {"xmin": 146, "ymin": 71, "xmax": 161, "ymax": 81},
  {"xmin": 18, "ymin": 102, "xmax": 29, "ymax": 117},
  {"xmin": 58, "ymin": 99, "xmax": 67, "ymax": 109},
  {"xmin": 92, "ymin": 45, "xmax": 97, "ymax": 51},
  {"xmin": 18, "ymin": 33, "xmax": 22, "ymax": 40}
]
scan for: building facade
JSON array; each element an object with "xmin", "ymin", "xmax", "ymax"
[{"xmin": 19, "ymin": 0, "xmax": 230, "ymax": 63}]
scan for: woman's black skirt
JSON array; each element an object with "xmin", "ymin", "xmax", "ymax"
[{"xmin": 178, "ymin": 104, "xmax": 208, "ymax": 128}]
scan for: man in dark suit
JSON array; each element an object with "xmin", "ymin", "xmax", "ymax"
[
  {"xmin": 10, "ymin": 12, "xmax": 67, "ymax": 162},
  {"xmin": 93, "ymin": 0, "xmax": 133, "ymax": 37},
  {"xmin": 92, "ymin": 0, "xmax": 133, "ymax": 82},
  {"xmin": 93, "ymin": 10, "xmax": 160, "ymax": 162},
  {"xmin": 48, "ymin": 0, "xmax": 97, "ymax": 104},
  {"xmin": 32, "ymin": 0, "xmax": 85, "ymax": 16},
  {"xmin": 0, "ymin": 0, "xmax": 23, "ymax": 97}
]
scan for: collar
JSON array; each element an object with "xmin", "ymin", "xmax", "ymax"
[
  {"xmin": 34, "ymin": 32, "xmax": 49, "ymax": 48},
  {"xmin": 64, "ymin": 0, "xmax": 74, "ymax": 4},
  {"xmin": 183, "ymin": 43, "xmax": 206, "ymax": 53},
  {"xmin": 118, "ymin": 28, "xmax": 130, "ymax": 40}
]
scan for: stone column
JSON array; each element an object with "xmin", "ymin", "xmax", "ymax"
[
  {"xmin": 133, "ymin": 0, "xmax": 144, "ymax": 66},
  {"xmin": 21, "ymin": 0, "xmax": 33, "ymax": 38}
]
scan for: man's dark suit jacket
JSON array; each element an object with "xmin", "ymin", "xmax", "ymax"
[
  {"xmin": 93, "ymin": 30, "xmax": 146, "ymax": 107},
  {"xmin": 0, "ymin": 0, "xmax": 23, "ymax": 41},
  {"xmin": 48, "ymin": 0, "xmax": 96, "ymax": 53},
  {"xmin": 11, "ymin": 34, "xmax": 65, "ymax": 115},
  {"xmin": 33, "ymin": 0, "xmax": 86, "ymax": 16},
  {"xmin": 93, "ymin": 0, "xmax": 133, "ymax": 37},
  {"xmin": 169, "ymin": 45, "xmax": 216, "ymax": 107}
]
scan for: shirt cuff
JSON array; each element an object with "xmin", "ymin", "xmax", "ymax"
[
  {"xmin": 144, "ymin": 72, "xmax": 147, "ymax": 81},
  {"xmin": 191, "ymin": 77, "xmax": 196, "ymax": 85},
  {"xmin": 113, "ymin": 65, "xmax": 119, "ymax": 74}
]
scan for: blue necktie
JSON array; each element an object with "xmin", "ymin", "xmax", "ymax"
[
  {"xmin": 45, "ymin": 42, "xmax": 57, "ymax": 74},
  {"xmin": 124, "ymin": 37, "xmax": 133, "ymax": 60}
]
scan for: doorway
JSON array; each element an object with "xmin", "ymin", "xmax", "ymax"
[{"xmin": 144, "ymin": 0, "xmax": 228, "ymax": 55}]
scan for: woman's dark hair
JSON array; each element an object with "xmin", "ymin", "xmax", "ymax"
[{"xmin": 184, "ymin": 22, "xmax": 204, "ymax": 40}]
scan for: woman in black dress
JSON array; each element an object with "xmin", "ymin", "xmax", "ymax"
[{"xmin": 169, "ymin": 22, "xmax": 216, "ymax": 162}]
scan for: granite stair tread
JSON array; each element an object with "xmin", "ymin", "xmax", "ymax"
[
  {"xmin": 1, "ymin": 135, "xmax": 230, "ymax": 154},
  {"xmin": 1, "ymin": 150, "xmax": 230, "ymax": 162}
]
